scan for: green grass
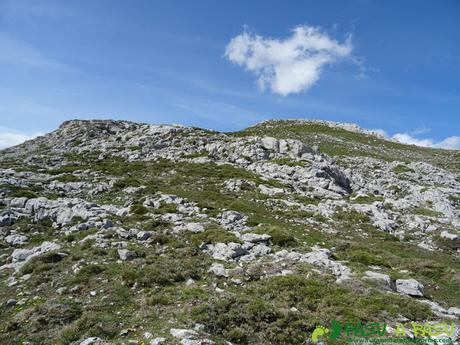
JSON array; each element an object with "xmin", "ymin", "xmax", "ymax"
[
  {"xmin": 187, "ymin": 225, "xmax": 241, "ymax": 245},
  {"xmin": 393, "ymin": 164, "xmax": 415, "ymax": 174},
  {"xmin": 333, "ymin": 209, "xmax": 370, "ymax": 223},
  {"xmin": 269, "ymin": 157, "xmax": 310, "ymax": 167},
  {"xmin": 409, "ymin": 207, "xmax": 441, "ymax": 217},
  {"xmin": 181, "ymin": 150, "xmax": 210, "ymax": 159},
  {"xmin": 52, "ymin": 174, "xmax": 81, "ymax": 183},
  {"xmin": 251, "ymin": 226, "xmax": 297, "ymax": 247},
  {"xmin": 192, "ymin": 274, "xmax": 432, "ymax": 345},
  {"xmin": 1, "ymin": 122, "xmax": 459, "ymax": 344},
  {"xmin": 333, "ymin": 233, "xmax": 460, "ymax": 306},
  {"xmin": 230, "ymin": 120, "xmax": 460, "ymax": 173},
  {"xmin": 349, "ymin": 194, "xmax": 384, "ymax": 204},
  {"xmin": 130, "ymin": 204, "xmax": 149, "ymax": 215},
  {"xmin": 0, "ymin": 184, "xmax": 40, "ymax": 198}
]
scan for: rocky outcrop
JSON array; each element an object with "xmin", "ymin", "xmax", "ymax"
[{"xmin": 1, "ymin": 119, "xmax": 459, "ymax": 344}]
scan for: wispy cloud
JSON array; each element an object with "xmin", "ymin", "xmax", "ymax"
[
  {"xmin": 409, "ymin": 126, "xmax": 431, "ymax": 136},
  {"xmin": 391, "ymin": 132, "xmax": 460, "ymax": 150},
  {"xmin": 225, "ymin": 25, "xmax": 352, "ymax": 96},
  {"xmin": 0, "ymin": 32, "xmax": 65, "ymax": 69},
  {"xmin": 0, "ymin": 127, "xmax": 43, "ymax": 149},
  {"xmin": 363, "ymin": 125, "xmax": 459, "ymax": 150}
]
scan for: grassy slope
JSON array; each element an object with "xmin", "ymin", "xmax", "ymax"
[
  {"xmin": 230, "ymin": 120, "xmax": 460, "ymax": 172},
  {"xmin": 0, "ymin": 121, "xmax": 459, "ymax": 344}
]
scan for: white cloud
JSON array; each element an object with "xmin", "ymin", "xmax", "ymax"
[
  {"xmin": 370, "ymin": 128, "xmax": 388, "ymax": 138},
  {"xmin": 436, "ymin": 136, "xmax": 460, "ymax": 149},
  {"xmin": 225, "ymin": 25, "xmax": 352, "ymax": 96},
  {"xmin": 391, "ymin": 132, "xmax": 460, "ymax": 150},
  {"xmin": 391, "ymin": 133, "xmax": 435, "ymax": 147},
  {"xmin": 0, "ymin": 128, "xmax": 42, "ymax": 149}
]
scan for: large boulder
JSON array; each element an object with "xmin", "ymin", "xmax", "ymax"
[
  {"xmin": 395, "ymin": 279, "xmax": 424, "ymax": 297},
  {"xmin": 261, "ymin": 137, "xmax": 279, "ymax": 152},
  {"xmin": 206, "ymin": 242, "xmax": 248, "ymax": 261}
]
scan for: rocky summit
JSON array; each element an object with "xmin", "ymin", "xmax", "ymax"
[{"xmin": 0, "ymin": 119, "xmax": 459, "ymax": 345}]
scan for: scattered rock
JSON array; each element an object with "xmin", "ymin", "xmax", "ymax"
[
  {"xmin": 150, "ymin": 337, "xmax": 166, "ymax": 345},
  {"xmin": 447, "ymin": 307, "xmax": 460, "ymax": 317},
  {"xmin": 0, "ymin": 214, "xmax": 12, "ymax": 226},
  {"xmin": 440, "ymin": 230, "xmax": 458, "ymax": 240},
  {"xmin": 395, "ymin": 279, "xmax": 424, "ymax": 297},
  {"xmin": 5, "ymin": 234, "xmax": 28, "ymax": 246},
  {"xmin": 206, "ymin": 242, "xmax": 248, "ymax": 261},
  {"xmin": 208, "ymin": 263, "xmax": 228, "ymax": 277},
  {"xmin": 240, "ymin": 233, "xmax": 271, "ymax": 243},
  {"xmin": 363, "ymin": 271, "xmax": 394, "ymax": 290},
  {"xmin": 2, "ymin": 241, "xmax": 61, "ymax": 271},
  {"xmin": 6, "ymin": 298, "xmax": 17, "ymax": 307},
  {"xmin": 185, "ymin": 223, "xmax": 205, "ymax": 233},
  {"xmin": 258, "ymin": 184, "xmax": 284, "ymax": 196},
  {"xmin": 136, "ymin": 231, "xmax": 152, "ymax": 241},
  {"xmin": 170, "ymin": 328, "xmax": 214, "ymax": 345},
  {"xmin": 78, "ymin": 337, "xmax": 105, "ymax": 345},
  {"xmin": 118, "ymin": 249, "xmax": 136, "ymax": 261}
]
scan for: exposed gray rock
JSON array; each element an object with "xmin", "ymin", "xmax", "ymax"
[
  {"xmin": 150, "ymin": 337, "xmax": 166, "ymax": 345},
  {"xmin": 185, "ymin": 223, "xmax": 205, "ymax": 233},
  {"xmin": 440, "ymin": 230, "xmax": 458, "ymax": 240},
  {"xmin": 78, "ymin": 338, "xmax": 105, "ymax": 345},
  {"xmin": 206, "ymin": 242, "xmax": 248, "ymax": 261},
  {"xmin": 2, "ymin": 118, "xmax": 460, "ymax": 343},
  {"xmin": 240, "ymin": 233, "xmax": 271, "ymax": 243},
  {"xmin": 118, "ymin": 249, "xmax": 136, "ymax": 261},
  {"xmin": 395, "ymin": 279, "xmax": 424, "ymax": 297},
  {"xmin": 1, "ymin": 241, "xmax": 61, "ymax": 272},
  {"xmin": 363, "ymin": 271, "xmax": 394, "ymax": 290},
  {"xmin": 447, "ymin": 307, "xmax": 460, "ymax": 317},
  {"xmin": 170, "ymin": 328, "xmax": 215, "ymax": 345},
  {"xmin": 219, "ymin": 210, "xmax": 247, "ymax": 231},
  {"xmin": 0, "ymin": 214, "xmax": 12, "ymax": 226},
  {"xmin": 261, "ymin": 137, "xmax": 279, "ymax": 152},
  {"xmin": 208, "ymin": 263, "xmax": 228, "ymax": 277},
  {"xmin": 301, "ymin": 247, "xmax": 353, "ymax": 283},
  {"xmin": 6, "ymin": 298, "xmax": 17, "ymax": 307},
  {"xmin": 418, "ymin": 299, "xmax": 450, "ymax": 317},
  {"xmin": 10, "ymin": 197, "xmax": 28, "ymax": 208},
  {"xmin": 258, "ymin": 184, "xmax": 285, "ymax": 196},
  {"xmin": 136, "ymin": 231, "xmax": 152, "ymax": 241},
  {"xmin": 122, "ymin": 186, "xmax": 145, "ymax": 194},
  {"xmin": 274, "ymin": 247, "xmax": 353, "ymax": 283},
  {"xmin": 220, "ymin": 211, "xmax": 244, "ymax": 223},
  {"xmin": 5, "ymin": 234, "xmax": 28, "ymax": 246},
  {"xmin": 241, "ymin": 243, "xmax": 271, "ymax": 260}
]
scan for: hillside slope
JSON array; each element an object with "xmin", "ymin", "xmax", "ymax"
[{"xmin": 0, "ymin": 119, "xmax": 459, "ymax": 345}]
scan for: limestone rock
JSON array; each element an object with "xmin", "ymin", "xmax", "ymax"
[
  {"xmin": 395, "ymin": 279, "xmax": 424, "ymax": 297},
  {"xmin": 118, "ymin": 249, "xmax": 136, "ymax": 261}
]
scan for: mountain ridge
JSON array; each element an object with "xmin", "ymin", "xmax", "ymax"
[
  {"xmin": 5, "ymin": 118, "xmax": 459, "ymax": 153},
  {"xmin": 0, "ymin": 118, "xmax": 459, "ymax": 344}
]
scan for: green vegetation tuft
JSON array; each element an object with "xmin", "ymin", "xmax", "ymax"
[{"xmin": 393, "ymin": 164, "xmax": 415, "ymax": 174}]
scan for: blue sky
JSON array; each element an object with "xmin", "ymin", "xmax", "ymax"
[{"xmin": 0, "ymin": 0, "xmax": 459, "ymax": 148}]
